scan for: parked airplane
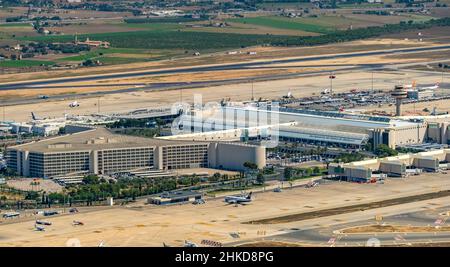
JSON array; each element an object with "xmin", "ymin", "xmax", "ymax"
[
  {"xmin": 44, "ymin": 210, "xmax": 59, "ymax": 216},
  {"xmin": 419, "ymin": 82, "xmax": 439, "ymax": 90},
  {"xmin": 224, "ymin": 192, "xmax": 253, "ymax": 205},
  {"xmin": 2, "ymin": 212, "xmax": 20, "ymax": 219},
  {"xmin": 35, "ymin": 220, "xmax": 52, "ymax": 226},
  {"xmin": 69, "ymin": 101, "xmax": 80, "ymax": 108}
]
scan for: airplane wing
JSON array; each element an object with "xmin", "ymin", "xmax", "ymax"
[{"xmin": 225, "ymin": 199, "xmax": 237, "ymax": 205}]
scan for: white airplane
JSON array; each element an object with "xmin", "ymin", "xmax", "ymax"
[
  {"xmin": 69, "ymin": 101, "xmax": 80, "ymax": 108},
  {"xmin": 419, "ymin": 82, "xmax": 439, "ymax": 90},
  {"xmin": 224, "ymin": 192, "xmax": 253, "ymax": 205}
]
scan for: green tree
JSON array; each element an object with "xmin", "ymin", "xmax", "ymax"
[
  {"xmin": 284, "ymin": 167, "xmax": 294, "ymax": 180},
  {"xmin": 313, "ymin": 166, "xmax": 321, "ymax": 174},
  {"xmin": 209, "ymin": 172, "xmax": 221, "ymax": 183},
  {"xmin": 256, "ymin": 172, "xmax": 265, "ymax": 185},
  {"xmin": 243, "ymin": 161, "xmax": 258, "ymax": 170},
  {"xmin": 374, "ymin": 144, "xmax": 398, "ymax": 157},
  {"xmin": 82, "ymin": 175, "xmax": 100, "ymax": 185}
]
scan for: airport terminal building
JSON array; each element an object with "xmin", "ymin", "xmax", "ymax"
[
  {"xmin": 6, "ymin": 127, "xmax": 265, "ymax": 178},
  {"xmin": 177, "ymin": 105, "xmax": 450, "ymax": 149}
]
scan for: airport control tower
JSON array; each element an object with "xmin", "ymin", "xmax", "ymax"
[{"xmin": 392, "ymin": 85, "xmax": 407, "ymax": 116}]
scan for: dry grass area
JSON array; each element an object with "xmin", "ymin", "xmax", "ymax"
[
  {"xmin": 0, "ymin": 85, "xmax": 130, "ymax": 100},
  {"xmin": 0, "ymin": 7, "xmax": 26, "ymax": 20},
  {"xmin": 388, "ymin": 242, "xmax": 450, "ymax": 247},
  {"xmin": 73, "ymin": 68, "xmax": 311, "ymax": 85},
  {"xmin": 0, "ymin": 7, "xmax": 132, "ymax": 20},
  {"xmin": 0, "ymin": 68, "xmax": 323, "ymax": 99},
  {"xmin": 6, "ymin": 178, "xmax": 63, "ymax": 193},
  {"xmin": 389, "ymin": 49, "xmax": 450, "ymax": 61},
  {"xmin": 382, "ymin": 26, "xmax": 450, "ymax": 44},
  {"xmin": 47, "ymin": 21, "xmax": 144, "ymax": 35},
  {"xmin": 340, "ymin": 224, "xmax": 450, "ymax": 234}
]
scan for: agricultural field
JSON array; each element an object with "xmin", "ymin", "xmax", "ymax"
[
  {"xmin": 0, "ymin": 59, "xmax": 54, "ymax": 68},
  {"xmin": 228, "ymin": 13, "xmax": 435, "ymax": 34},
  {"xmin": 0, "ymin": 23, "xmax": 36, "ymax": 39},
  {"xmin": 257, "ymin": 1, "xmax": 314, "ymax": 10},
  {"xmin": 227, "ymin": 16, "xmax": 338, "ymax": 34},
  {"xmin": 0, "ymin": 9, "xmax": 442, "ymax": 70},
  {"xmin": 19, "ymin": 30, "xmax": 297, "ymax": 51}
]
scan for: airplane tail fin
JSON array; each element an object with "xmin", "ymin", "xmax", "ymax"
[
  {"xmin": 31, "ymin": 112, "xmax": 36, "ymax": 120},
  {"xmin": 247, "ymin": 192, "xmax": 253, "ymax": 199}
]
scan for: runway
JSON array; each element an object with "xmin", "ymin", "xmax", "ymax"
[
  {"xmin": 0, "ymin": 64, "xmax": 367, "ymax": 106},
  {"xmin": 1, "ymin": 45, "xmax": 450, "ymax": 90}
]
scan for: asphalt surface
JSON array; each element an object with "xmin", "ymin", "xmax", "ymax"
[
  {"xmin": 2, "ymin": 45, "xmax": 450, "ymax": 91},
  {"xmin": 232, "ymin": 205, "xmax": 450, "ymax": 247},
  {"xmin": 0, "ymin": 65, "xmax": 364, "ymax": 106}
]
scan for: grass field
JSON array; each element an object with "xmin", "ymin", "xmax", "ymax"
[
  {"xmin": 55, "ymin": 47, "xmax": 170, "ymax": 65},
  {"xmin": 0, "ymin": 59, "xmax": 54, "ymax": 67}
]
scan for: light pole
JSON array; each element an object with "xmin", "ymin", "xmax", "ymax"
[
  {"xmin": 371, "ymin": 71, "xmax": 374, "ymax": 92},
  {"xmin": 251, "ymin": 79, "xmax": 254, "ymax": 101},
  {"xmin": 329, "ymin": 72, "xmax": 336, "ymax": 94}
]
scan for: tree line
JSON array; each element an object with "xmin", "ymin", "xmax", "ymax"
[{"xmin": 270, "ymin": 17, "xmax": 450, "ymax": 47}]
